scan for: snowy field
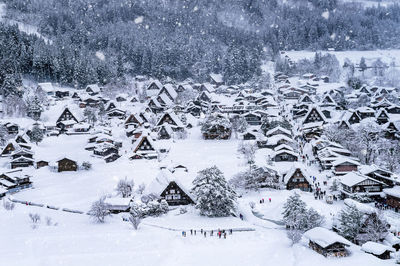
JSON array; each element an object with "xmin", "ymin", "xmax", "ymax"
[
  {"xmin": 0, "ymin": 190, "xmax": 394, "ymax": 266},
  {"xmin": 0, "ymin": 131, "xmax": 396, "ymax": 265}
]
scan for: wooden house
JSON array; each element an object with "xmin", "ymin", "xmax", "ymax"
[
  {"xmin": 157, "ymin": 124, "xmax": 174, "ymax": 139},
  {"xmin": 125, "ymin": 114, "xmax": 144, "ymax": 129},
  {"xmin": 359, "ymin": 165, "xmax": 399, "ymax": 187},
  {"xmin": 283, "ymin": 164, "xmax": 312, "ymax": 191},
  {"xmin": 332, "ymin": 158, "xmax": 360, "ymax": 175},
  {"xmin": 159, "ymin": 84, "xmax": 177, "ymax": 102},
  {"xmin": 36, "ymin": 160, "xmax": 49, "ymax": 169},
  {"xmin": 304, "ymin": 227, "xmax": 351, "ymax": 257},
  {"xmin": 340, "ymin": 110, "xmax": 361, "ymax": 125},
  {"xmin": 104, "ymin": 197, "xmax": 132, "ymax": 214},
  {"xmin": 242, "ymin": 112, "xmax": 262, "ymax": 126},
  {"xmin": 85, "ymin": 84, "xmax": 101, "ymax": 95},
  {"xmin": 361, "ymin": 242, "xmax": 395, "ymax": 260},
  {"xmin": 147, "ymin": 80, "xmax": 163, "ymax": 92},
  {"xmin": 156, "ymin": 112, "xmax": 184, "ymax": 128},
  {"xmin": 357, "ymin": 107, "xmax": 375, "ymax": 119},
  {"xmin": 131, "ymin": 134, "xmax": 158, "ymax": 159},
  {"xmin": 340, "ymin": 172, "xmax": 386, "ymax": 198},
  {"xmin": 303, "ymin": 107, "xmax": 326, "ymax": 125},
  {"xmin": 198, "ymin": 91, "xmax": 212, "ymax": 102},
  {"xmin": 273, "ymin": 150, "xmax": 298, "ymax": 162},
  {"xmin": 4, "ymin": 122, "xmax": 19, "ymax": 135},
  {"xmin": 160, "ymin": 181, "xmax": 194, "ymax": 206},
  {"xmin": 266, "ymin": 126, "xmax": 292, "ymax": 138},
  {"xmin": 57, "ymin": 158, "xmax": 78, "ymax": 172},
  {"xmin": 376, "ymin": 109, "xmax": 389, "ymax": 124},
  {"xmin": 383, "ymin": 186, "xmax": 400, "ymax": 211}
]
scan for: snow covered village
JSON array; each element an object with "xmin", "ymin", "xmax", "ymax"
[{"xmin": 1, "ymin": 0, "xmax": 400, "ymax": 266}]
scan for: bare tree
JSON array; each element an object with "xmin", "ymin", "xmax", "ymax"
[
  {"xmin": 128, "ymin": 213, "xmax": 141, "ymax": 230},
  {"xmin": 237, "ymin": 141, "xmax": 257, "ymax": 170},
  {"xmin": 88, "ymin": 198, "xmax": 110, "ymax": 223},
  {"xmin": 116, "ymin": 178, "xmax": 135, "ymax": 198}
]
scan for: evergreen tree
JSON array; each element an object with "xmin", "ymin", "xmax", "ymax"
[
  {"xmin": 282, "ymin": 193, "xmax": 307, "ymax": 229},
  {"xmin": 30, "ymin": 125, "xmax": 44, "ymax": 144},
  {"xmin": 338, "ymin": 204, "xmax": 364, "ymax": 242},
  {"xmin": 191, "ymin": 166, "xmax": 237, "ymax": 217}
]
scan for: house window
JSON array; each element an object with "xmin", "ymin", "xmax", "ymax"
[{"xmin": 170, "ymin": 189, "xmax": 175, "ymax": 194}]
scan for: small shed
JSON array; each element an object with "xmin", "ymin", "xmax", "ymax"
[
  {"xmin": 361, "ymin": 241, "xmax": 395, "ymax": 260},
  {"xmin": 57, "ymin": 157, "xmax": 78, "ymax": 172},
  {"xmin": 304, "ymin": 227, "xmax": 351, "ymax": 257}
]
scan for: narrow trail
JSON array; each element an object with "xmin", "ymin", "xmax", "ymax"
[{"xmin": 8, "ymin": 197, "xmax": 87, "ymax": 215}]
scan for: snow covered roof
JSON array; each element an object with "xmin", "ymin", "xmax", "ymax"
[
  {"xmin": 161, "ymin": 84, "xmax": 178, "ymax": 99},
  {"xmin": 146, "ymin": 168, "xmax": 194, "ymax": 200},
  {"xmin": 266, "ymin": 126, "xmax": 291, "ymax": 137},
  {"xmin": 266, "ymin": 134, "xmax": 294, "ymax": 146},
  {"xmin": 361, "ymin": 241, "xmax": 395, "ymax": 255},
  {"xmin": 282, "ymin": 163, "xmax": 312, "ymax": 184},
  {"xmin": 104, "ymin": 197, "xmax": 132, "ymax": 206},
  {"xmin": 210, "ymin": 73, "xmax": 223, "ymax": 84},
  {"xmin": 340, "ymin": 172, "xmax": 375, "ymax": 187},
  {"xmin": 86, "ymin": 84, "xmax": 101, "ymax": 93},
  {"xmin": 37, "ymin": 82, "xmax": 55, "ymax": 92},
  {"xmin": 304, "ymin": 227, "xmax": 351, "ymax": 248},
  {"xmin": 384, "ymin": 186, "xmax": 400, "ymax": 199},
  {"xmin": 331, "ymin": 158, "xmax": 361, "ymax": 167},
  {"xmin": 343, "ymin": 199, "xmax": 376, "ymax": 215}
]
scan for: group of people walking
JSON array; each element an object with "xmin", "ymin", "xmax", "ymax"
[{"xmin": 182, "ymin": 228, "xmax": 233, "ymax": 239}]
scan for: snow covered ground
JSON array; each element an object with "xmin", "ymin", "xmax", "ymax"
[{"xmin": 284, "ymin": 49, "xmax": 400, "ymax": 66}]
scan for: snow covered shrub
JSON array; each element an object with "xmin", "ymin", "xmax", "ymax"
[
  {"xmin": 81, "ymin": 161, "xmax": 92, "ymax": 170},
  {"xmin": 130, "ymin": 200, "xmax": 169, "ymax": 218},
  {"xmin": 29, "ymin": 213, "xmax": 41, "ymax": 229},
  {"xmin": 191, "ymin": 166, "xmax": 237, "ymax": 217},
  {"xmin": 350, "ymin": 194, "xmax": 373, "ymax": 203},
  {"xmin": 179, "ymin": 207, "xmax": 188, "ymax": 214},
  {"xmin": 116, "ymin": 178, "xmax": 135, "ymax": 198},
  {"xmin": 3, "ymin": 200, "xmax": 15, "ymax": 211},
  {"xmin": 282, "ymin": 193, "xmax": 324, "ymax": 232},
  {"xmin": 230, "ymin": 167, "xmax": 281, "ymax": 191},
  {"xmin": 128, "ymin": 214, "xmax": 141, "ymax": 230},
  {"xmin": 136, "ymin": 183, "xmax": 146, "ymax": 195},
  {"xmin": 249, "ymin": 201, "xmax": 255, "ymax": 209},
  {"xmin": 201, "ymin": 114, "xmax": 232, "ymax": 140},
  {"xmin": 88, "ymin": 198, "xmax": 111, "ymax": 223},
  {"xmin": 45, "ymin": 216, "xmax": 52, "ymax": 226}
]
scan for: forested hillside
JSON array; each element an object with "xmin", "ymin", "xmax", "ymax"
[{"xmin": 2, "ymin": 0, "xmax": 400, "ymax": 92}]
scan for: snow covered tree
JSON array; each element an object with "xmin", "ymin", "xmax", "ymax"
[
  {"xmin": 30, "ymin": 125, "xmax": 44, "ymax": 145},
  {"xmin": 330, "ymin": 179, "xmax": 339, "ymax": 192},
  {"xmin": 116, "ymin": 178, "xmax": 135, "ymax": 198},
  {"xmin": 282, "ymin": 193, "xmax": 307, "ymax": 229},
  {"xmin": 130, "ymin": 200, "xmax": 169, "ymax": 218},
  {"xmin": 282, "ymin": 193, "xmax": 324, "ymax": 232},
  {"xmin": 304, "ymin": 208, "xmax": 325, "ymax": 230},
  {"xmin": 230, "ymin": 116, "xmax": 248, "ymax": 138},
  {"xmin": 287, "ymin": 229, "xmax": 302, "ymax": 246},
  {"xmin": 0, "ymin": 125, "xmax": 10, "ymax": 146},
  {"xmin": 354, "ymin": 122, "xmax": 382, "ymax": 164},
  {"xmin": 359, "ymin": 57, "xmax": 367, "ymax": 77},
  {"xmin": 378, "ymin": 139, "xmax": 400, "ymax": 173},
  {"xmin": 237, "ymin": 141, "xmax": 257, "ymax": 170},
  {"xmin": 88, "ymin": 198, "xmax": 111, "ymax": 223},
  {"xmin": 26, "ymin": 96, "xmax": 43, "ymax": 121},
  {"xmin": 191, "ymin": 166, "xmax": 237, "ymax": 217},
  {"xmin": 201, "ymin": 114, "xmax": 232, "ymax": 140},
  {"xmin": 230, "ymin": 167, "xmax": 281, "ymax": 191},
  {"xmin": 84, "ymin": 107, "xmax": 98, "ymax": 126},
  {"xmin": 338, "ymin": 204, "xmax": 364, "ymax": 242},
  {"xmin": 361, "ymin": 211, "xmax": 389, "ymax": 243}
]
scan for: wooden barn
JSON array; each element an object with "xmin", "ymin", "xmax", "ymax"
[
  {"xmin": 304, "ymin": 227, "xmax": 351, "ymax": 257},
  {"xmin": 57, "ymin": 158, "xmax": 78, "ymax": 172}
]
